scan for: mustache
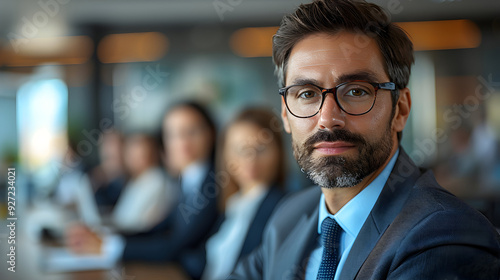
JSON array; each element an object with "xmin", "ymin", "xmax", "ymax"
[{"xmin": 303, "ymin": 129, "xmax": 366, "ymax": 150}]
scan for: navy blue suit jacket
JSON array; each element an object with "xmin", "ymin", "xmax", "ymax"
[
  {"xmin": 121, "ymin": 165, "xmax": 219, "ymax": 263},
  {"xmin": 230, "ymin": 149, "xmax": 500, "ymax": 279}
]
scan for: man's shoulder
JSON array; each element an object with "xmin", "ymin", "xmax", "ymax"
[
  {"xmin": 406, "ymin": 170, "xmax": 489, "ymax": 220},
  {"xmin": 395, "ymin": 170, "xmax": 500, "ymax": 249},
  {"xmin": 359, "ymin": 169, "xmax": 500, "ymax": 279},
  {"xmin": 382, "ymin": 149, "xmax": 494, "ymax": 227},
  {"xmin": 265, "ymin": 186, "xmax": 321, "ymax": 229},
  {"xmin": 274, "ymin": 186, "xmax": 321, "ymax": 214}
]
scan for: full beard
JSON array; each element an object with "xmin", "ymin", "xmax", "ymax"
[{"xmin": 293, "ymin": 126, "xmax": 393, "ymax": 189}]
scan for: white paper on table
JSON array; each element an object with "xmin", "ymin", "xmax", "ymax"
[{"xmin": 41, "ymin": 248, "xmax": 115, "ymax": 272}]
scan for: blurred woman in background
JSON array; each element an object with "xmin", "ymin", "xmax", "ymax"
[
  {"xmin": 67, "ymin": 101, "xmax": 220, "ymax": 277},
  {"xmin": 111, "ymin": 133, "xmax": 175, "ymax": 233},
  {"xmin": 117, "ymin": 101, "xmax": 220, "ymax": 269},
  {"xmin": 200, "ymin": 107, "xmax": 286, "ymax": 280}
]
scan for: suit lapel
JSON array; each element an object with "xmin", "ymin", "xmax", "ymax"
[
  {"xmin": 339, "ymin": 215, "xmax": 382, "ymax": 280},
  {"xmin": 339, "ymin": 149, "xmax": 422, "ymax": 280},
  {"xmin": 273, "ymin": 202, "xmax": 320, "ymax": 280}
]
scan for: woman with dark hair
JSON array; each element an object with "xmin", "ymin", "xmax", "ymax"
[
  {"xmin": 200, "ymin": 107, "xmax": 286, "ymax": 280},
  {"xmin": 118, "ymin": 101, "xmax": 220, "ymax": 263},
  {"xmin": 162, "ymin": 101, "xmax": 217, "ymax": 177}
]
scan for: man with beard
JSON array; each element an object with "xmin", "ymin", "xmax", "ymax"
[{"xmin": 229, "ymin": 0, "xmax": 500, "ymax": 279}]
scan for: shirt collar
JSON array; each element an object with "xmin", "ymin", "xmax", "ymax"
[
  {"xmin": 180, "ymin": 160, "xmax": 210, "ymax": 195},
  {"xmin": 226, "ymin": 185, "xmax": 268, "ymax": 216},
  {"xmin": 318, "ymin": 149, "xmax": 400, "ymax": 238},
  {"xmin": 181, "ymin": 161, "xmax": 209, "ymax": 177}
]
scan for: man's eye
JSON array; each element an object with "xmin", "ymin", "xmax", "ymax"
[
  {"xmin": 298, "ymin": 91, "xmax": 318, "ymax": 99},
  {"xmin": 346, "ymin": 88, "xmax": 368, "ymax": 97}
]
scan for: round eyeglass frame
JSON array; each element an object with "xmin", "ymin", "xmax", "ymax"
[{"xmin": 278, "ymin": 80, "xmax": 397, "ymax": 118}]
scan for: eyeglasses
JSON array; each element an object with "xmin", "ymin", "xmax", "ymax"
[{"xmin": 279, "ymin": 80, "xmax": 396, "ymax": 118}]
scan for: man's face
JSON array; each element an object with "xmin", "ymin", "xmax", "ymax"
[{"xmin": 282, "ymin": 32, "xmax": 403, "ymax": 189}]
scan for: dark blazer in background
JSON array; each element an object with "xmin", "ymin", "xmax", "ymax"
[
  {"xmin": 121, "ymin": 165, "xmax": 219, "ymax": 264},
  {"xmin": 238, "ymin": 187, "xmax": 285, "ymax": 259},
  {"xmin": 181, "ymin": 187, "xmax": 285, "ymax": 279},
  {"xmin": 94, "ymin": 176, "xmax": 126, "ymax": 209},
  {"xmin": 230, "ymin": 148, "xmax": 500, "ymax": 280}
]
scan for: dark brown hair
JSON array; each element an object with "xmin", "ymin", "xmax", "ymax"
[
  {"xmin": 272, "ymin": 0, "xmax": 414, "ymax": 90},
  {"xmin": 272, "ymin": 0, "xmax": 413, "ymax": 141},
  {"xmin": 162, "ymin": 100, "xmax": 217, "ymax": 161},
  {"xmin": 217, "ymin": 107, "xmax": 286, "ymax": 211}
]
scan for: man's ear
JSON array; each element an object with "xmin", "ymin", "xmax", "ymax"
[
  {"xmin": 392, "ymin": 88, "xmax": 411, "ymax": 134},
  {"xmin": 281, "ymin": 98, "xmax": 292, "ymax": 134}
]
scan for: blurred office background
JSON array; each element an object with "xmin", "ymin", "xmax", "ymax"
[
  {"xmin": 2, "ymin": 0, "xmax": 500, "ymax": 218},
  {"xmin": 0, "ymin": 0, "xmax": 500, "ymax": 277}
]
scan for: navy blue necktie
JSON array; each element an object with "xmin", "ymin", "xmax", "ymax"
[{"xmin": 317, "ymin": 217, "xmax": 342, "ymax": 280}]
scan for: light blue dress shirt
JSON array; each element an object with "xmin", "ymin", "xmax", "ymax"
[
  {"xmin": 181, "ymin": 161, "xmax": 210, "ymax": 197},
  {"xmin": 305, "ymin": 149, "xmax": 399, "ymax": 280}
]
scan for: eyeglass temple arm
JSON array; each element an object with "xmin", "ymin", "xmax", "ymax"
[{"xmin": 378, "ymin": 82, "xmax": 396, "ymax": 90}]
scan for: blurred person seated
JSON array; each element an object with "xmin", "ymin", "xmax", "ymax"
[
  {"xmin": 53, "ymin": 139, "xmax": 90, "ymax": 207},
  {"xmin": 30, "ymin": 139, "xmax": 93, "ymax": 241},
  {"xmin": 90, "ymin": 130, "xmax": 128, "ymax": 211},
  {"xmin": 435, "ymin": 113, "xmax": 499, "ymax": 198},
  {"xmin": 198, "ymin": 108, "xmax": 286, "ymax": 280},
  {"xmin": 111, "ymin": 133, "xmax": 175, "ymax": 233},
  {"xmin": 66, "ymin": 101, "xmax": 219, "ymax": 276}
]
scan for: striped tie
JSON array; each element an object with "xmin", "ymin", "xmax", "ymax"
[{"xmin": 317, "ymin": 217, "xmax": 341, "ymax": 280}]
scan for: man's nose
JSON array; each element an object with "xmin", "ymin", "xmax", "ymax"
[{"xmin": 317, "ymin": 93, "xmax": 346, "ymax": 130}]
